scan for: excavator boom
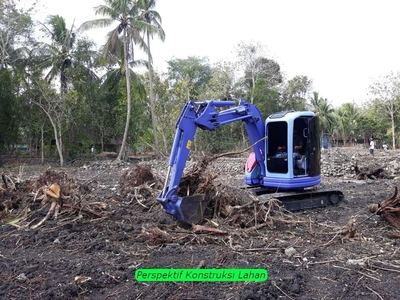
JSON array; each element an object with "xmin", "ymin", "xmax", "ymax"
[{"xmin": 157, "ymin": 100, "xmax": 266, "ymax": 223}]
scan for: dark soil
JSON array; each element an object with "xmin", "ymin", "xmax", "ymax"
[{"xmin": 1, "ymin": 148, "xmax": 400, "ymax": 300}]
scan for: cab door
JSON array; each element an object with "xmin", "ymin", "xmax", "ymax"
[
  {"xmin": 308, "ymin": 116, "xmax": 321, "ymax": 176},
  {"xmin": 266, "ymin": 121, "xmax": 288, "ymax": 174}
]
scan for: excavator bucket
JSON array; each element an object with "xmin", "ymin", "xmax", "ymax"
[{"xmin": 179, "ymin": 194, "xmax": 209, "ymax": 224}]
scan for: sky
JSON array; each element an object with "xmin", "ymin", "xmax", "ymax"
[{"xmin": 27, "ymin": 0, "xmax": 400, "ymax": 107}]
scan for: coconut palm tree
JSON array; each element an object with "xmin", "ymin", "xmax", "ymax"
[
  {"xmin": 35, "ymin": 15, "xmax": 76, "ymax": 94},
  {"xmin": 337, "ymin": 103, "xmax": 359, "ymax": 146},
  {"xmin": 138, "ymin": 0, "xmax": 165, "ymax": 152},
  {"xmin": 80, "ymin": 0, "xmax": 157, "ymax": 160},
  {"xmin": 309, "ymin": 91, "xmax": 335, "ymax": 135}
]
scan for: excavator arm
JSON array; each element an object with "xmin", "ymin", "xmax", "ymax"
[{"xmin": 157, "ymin": 99, "xmax": 266, "ymax": 224}]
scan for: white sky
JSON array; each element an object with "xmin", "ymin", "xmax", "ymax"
[{"xmin": 27, "ymin": 0, "xmax": 400, "ymax": 107}]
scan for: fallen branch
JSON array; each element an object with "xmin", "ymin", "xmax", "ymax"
[
  {"xmin": 366, "ymin": 286, "xmax": 384, "ymax": 300},
  {"xmin": 81, "ymin": 168, "xmax": 110, "ymax": 186},
  {"xmin": 2, "ymin": 174, "xmax": 15, "ymax": 190},
  {"xmin": 31, "ymin": 201, "xmax": 58, "ymax": 229},
  {"xmin": 272, "ymin": 281, "xmax": 295, "ymax": 300},
  {"xmin": 62, "ymin": 203, "xmax": 105, "ymax": 218},
  {"xmin": 192, "ymin": 224, "xmax": 228, "ymax": 235}
]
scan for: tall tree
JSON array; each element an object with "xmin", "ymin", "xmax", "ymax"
[
  {"xmin": 244, "ymin": 57, "xmax": 282, "ymax": 91},
  {"xmin": 281, "ymin": 75, "xmax": 312, "ymax": 110},
  {"xmin": 200, "ymin": 60, "xmax": 236, "ymax": 100},
  {"xmin": 80, "ymin": 0, "xmax": 154, "ymax": 160},
  {"xmin": 0, "ymin": 68, "xmax": 19, "ymax": 152},
  {"xmin": 0, "ymin": 0, "xmax": 34, "ymax": 153},
  {"xmin": 369, "ymin": 71, "xmax": 400, "ymax": 149},
  {"xmin": 252, "ymin": 78, "xmax": 281, "ymax": 119},
  {"xmin": 36, "ymin": 15, "xmax": 76, "ymax": 94},
  {"xmin": 167, "ymin": 56, "xmax": 211, "ymax": 101},
  {"xmin": 0, "ymin": 0, "xmax": 33, "ymax": 69},
  {"xmin": 138, "ymin": 0, "xmax": 165, "ymax": 152},
  {"xmin": 337, "ymin": 103, "xmax": 359, "ymax": 146},
  {"xmin": 27, "ymin": 80, "xmax": 69, "ymax": 166},
  {"xmin": 235, "ymin": 41, "xmax": 269, "ymax": 104},
  {"xmin": 308, "ymin": 91, "xmax": 335, "ymax": 135}
]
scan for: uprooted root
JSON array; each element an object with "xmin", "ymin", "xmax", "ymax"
[
  {"xmin": 119, "ymin": 164, "xmax": 162, "ymax": 209},
  {"xmin": 311, "ymin": 217, "xmax": 357, "ymax": 247},
  {"xmin": 355, "ymin": 162, "xmax": 388, "ymax": 180},
  {"xmin": 205, "ymin": 185, "xmax": 306, "ymax": 229},
  {"xmin": 177, "ymin": 156, "xmax": 219, "ymax": 197},
  {"xmin": 173, "ymin": 156, "xmax": 306, "ymax": 229},
  {"xmin": 0, "ymin": 170, "xmax": 109, "ymax": 229},
  {"xmin": 368, "ymin": 186, "xmax": 400, "ymax": 230}
]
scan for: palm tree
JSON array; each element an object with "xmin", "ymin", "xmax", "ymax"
[
  {"xmin": 36, "ymin": 15, "xmax": 76, "ymax": 94},
  {"xmin": 337, "ymin": 103, "xmax": 359, "ymax": 146},
  {"xmin": 309, "ymin": 92, "xmax": 335, "ymax": 135},
  {"xmin": 138, "ymin": 0, "xmax": 165, "ymax": 153},
  {"xmin": 80, "ymin": 0, "xmax": 156, "ymax": 160}
]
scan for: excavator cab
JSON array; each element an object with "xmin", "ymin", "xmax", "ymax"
[{"xmin": 246, "ymin": 111, "xmax": 321, "ymax": 189}]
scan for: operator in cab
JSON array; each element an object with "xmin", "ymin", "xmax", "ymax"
[
  {"xmin": 293, "ymin": 129, "xmax": 304, "ymax": 154},
  {"xmin": 277, "ymin": 129, "xmax": 304, "ymax": 155}
]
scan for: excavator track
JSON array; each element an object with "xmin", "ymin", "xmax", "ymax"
[{"xmin": 242, "ymin": 186, "xmax": 344, "ymax": 211}]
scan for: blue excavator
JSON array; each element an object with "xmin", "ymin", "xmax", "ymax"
[{"xmin": 157, "ymin": 99, "xmax": 343, "ymax": 224}]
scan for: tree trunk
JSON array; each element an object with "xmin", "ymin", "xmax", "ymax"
[
  {"xmin": 32, "ymin": 98, "xmax": 64, "ymax": 167},
  {"xmin": 147, "ymin": 32, "xmax": 159, "ymax": 153},
  {"xmin": 41, "ymin": 125, "xmax": 44, "ymax": 165},
  {"xmin": 391, "ymin": 112, "xmax": 396, "ymax": 150},
  {"xmin": 162, "ymin": 131, "xmax": 168, "ymax": 154},
  {"xmin": 54, "ymin": 128, "xmax": 64, "ymax": 167},
  {"xmin": 250, "ymin": 73, "xmax": 255, "ymax": 104},
  {"xmin": 117, "ymin": 28, "xmax": 132, "ymax": 161}
]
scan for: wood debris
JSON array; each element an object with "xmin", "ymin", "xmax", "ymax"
[
  {"xmin": 119, "ymin": 164, "xmax": 162, "ymax": 209},
  {"xmin": 192, "ymin": 224, "xmax": 228, "ymax": 235},
  {"xmin": 0, "ymin": 170, "xmax": 109, "ymax": 229},
  {"xmin": 355, "ymin": 163, "xmax": 387, "ymax": 180},
  {"xmin": 368, "ymin": 186, "xmax": 400, "ymax": 229}
]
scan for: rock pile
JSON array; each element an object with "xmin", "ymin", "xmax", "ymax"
[
  {"xmin": 321, "ymin": 147, "xmax": 400, "ymax": 178},
  {"xmin": 320, "ymin": 148, "xmax": 356, "ymax": 177}
]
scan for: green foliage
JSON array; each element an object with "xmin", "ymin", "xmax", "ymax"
[
  {"xmin": 362, "ymin": 100, "xmax": 393, "ymax": 142},
  {"xmin": 199, "ymin": 60, "xmax": 236, "ymax": 100},
  {"xmin": 308, "ymin": 92, "xmax": 335, "ymax": 134},
  {"xmin": 280, "ymin": 75, "xmax": 312, "ymax": 110},
  {"xmin": 196, "ymin": 123, "xmax": 246, "ymax": 154},
  {"xmin": 335, "ymin": 103, "xmax": 360, "ymax": 145},
  {"xmin": 253, "ymin": 78, "xmax": 281, "ymax": 119},
  {"xmin": 80, "ymin": 0, "xmax": 161, "ymax": 159},
  {"xmin": 235, "ymin": 42, "xmax": 282, "ymax": 105},
  {"xmin": 244, "ymin": 57, "xmax": 282, "ymax": 90},
  {"xmin": 0, "ymin": 0, "xmax": 34, "ymax": 69},
  {"xmin": 149, "ymin": 73, "xmax": 178, "ymax": 153},
  {"xmin": 167, "ymin": 56, "xmax": 211, "ymax": 101},
  {"xmin": 34, "ymin": 15, "xmax": 78, "ymax": 92},
  {"xmin": 0, "ymin": 69, "xmax": 19, "ymax": 151},
  {"xmin": 368, "ymin": 71, "xmax": 400, "ymax": 148}
]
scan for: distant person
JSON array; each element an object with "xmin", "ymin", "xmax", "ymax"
[
  {"xmin": 369, "ymin": 138, "xmax": 375, "ymax": 155},
  {"xmin": 383, "ymin": 144, "xmax": 388, "ymax": 151}
]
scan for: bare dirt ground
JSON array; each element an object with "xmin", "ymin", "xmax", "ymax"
[{"xmin": 1, "ymin": 147, "xmax": 400, "ymax": 300}]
